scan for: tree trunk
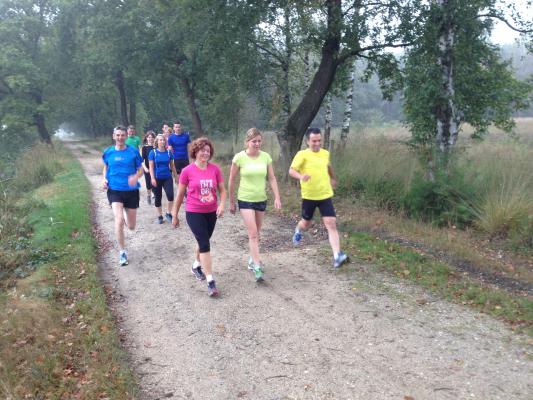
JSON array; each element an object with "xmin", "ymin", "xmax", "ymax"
[
  {"xmin": 278, "ymin": 0, "xmax": 342, "ymax": 175},
  {"xmin": 115, "ymin": 70, "xmax": 129, "ymax": 126},
  {"xmin": 340, "ymin": 59, "xmax": 357, "ymax": 149},
  {"xmin": 435, "ymin": 0, "xmax": 460, "ymax": 172},
  {"xmin": 129, "ymin": 100, "xmax": 136, "ymax": 127},
  {"xmin": 33, "ymin": 112, "xmax": 52, "ymax": 146},
  {"xmin": 323, "ymin": 93, "xmax": 332, "ymax": 150},
  {"xmin": 178, "ymin": 76, "xmax": 205, "ymax": 136}
]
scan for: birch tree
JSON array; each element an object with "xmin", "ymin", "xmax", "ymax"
[
  {"xmin": 340, "ymin": 59, "xmax": 357, "ymax": 149},
  {"xmin": 403, "ymin": 0, "xmax": 533, "ymax": 180}
]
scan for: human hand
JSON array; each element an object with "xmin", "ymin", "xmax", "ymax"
[
  {"xmin": 330, "ymin": 178, "xmax": 337, "ymax": 189},
  {"xmin": 216, "ymin": 204, "xmax": 225, "ymax": 218},
  {"xmin": 127, "ymin": 174, "xmax": 138, "ymax": 187},
  {"xmin": 301, "ymin": 174, "xmax": 311, "ymax": 182},
  {"xmin": 229, "ymin": 202, "xmax": 236, "ymax": 215},
  {"xmin": 274, "ymin": 198, "xmax": 281, "ymax": 210},
  {"xmin": 172, "ymin": 214, "xmax": 179, "ymax": 228},
  {"xmin": 102, "ymin": 179, "xmax": 108, "ymax": 190},
  {"xmin": 151, "ymin": 178, "xmax": 157, "ymax": 187}
]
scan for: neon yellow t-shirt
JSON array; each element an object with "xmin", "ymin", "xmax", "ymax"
[
  {"xmin": 232, "ymin": 150, "xmax": 272, "ymax": 202},
  {"xmin": 290, "ymin": 148, "xmax": 333, "ymax": 200}
]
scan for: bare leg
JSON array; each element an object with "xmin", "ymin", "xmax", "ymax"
[
  {"xmin": 199, "ymin": 252, "xmax": 212, "ymax": 276},
  {"xmin": 124, "ymin": 207, "xmax": 137, "ymax": 230},
  {"xmin": 296, "ymin": 218, "xmax": 312, "ymax": 232},
  {"xmin": 240, "ymin": 209, "xmax": 263, "ymax": 265},
  {"xmin": 111, "ymin": 202, "xmax": 126, "ymax": 250},
  {"xmin": 322, "ymin": 216, "xmax": 340, "ymax": 256},
  {"xmin": 167, "ymin": 200, "xmax": 174, "ymax": 215}
]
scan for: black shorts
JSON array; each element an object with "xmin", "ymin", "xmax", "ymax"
[
  {"xmin": 107, "ymin": 189, "xmax": 140, "ymax": 209},
  {"xmin": 238, "ymin": 200, "xmax": 267, "ymax": 212},
  {"xmin": 301, "ymin": 198, "xmax": 336, "ymax": 220},
  {"xmin": 174, "ymin": 159, "xmax": 189, "ymax": 174}
]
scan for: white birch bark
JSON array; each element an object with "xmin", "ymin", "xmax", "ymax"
[
  {"xmin": 340, "ymin": 59, "xmax": 357, "ymax": 148},
  {"xmin": 323, "ymin": 93, "xmax": 333, "ymax": 150},
  {"xmin": 436, "ymin": 0, "xmax": 460, "ymax": 155}
]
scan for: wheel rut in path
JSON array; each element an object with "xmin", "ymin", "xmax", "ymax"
[{"xmin": 67, "ymin": 142, "xmax": 531, "ymax": 400}]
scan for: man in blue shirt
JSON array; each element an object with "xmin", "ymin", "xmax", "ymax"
[
  {"xmin": 167, "ymin": 120, "xmax": 191, "ymax": 177},
  {"xmin": 102, "ymin": 125, "xmax": 144, "ymax": 266}
]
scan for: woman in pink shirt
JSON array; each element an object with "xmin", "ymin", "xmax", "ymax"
[{"xmin": 171, "ymin": 137, "xmax": 226, "ymax": 297}]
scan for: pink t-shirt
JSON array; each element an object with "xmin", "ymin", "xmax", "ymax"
[{"xmin": 179, "ymin": 162, "xmax": 223, "ymax": 213}]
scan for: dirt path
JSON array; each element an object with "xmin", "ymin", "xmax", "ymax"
[{"xmin": 69, "ymin": 142, "xmax": 531, "ymax": 400}]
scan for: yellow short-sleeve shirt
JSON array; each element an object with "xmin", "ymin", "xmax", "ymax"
[{"xmin": 290, "ymin": 148, "xmax": 333, "ymax": 200}]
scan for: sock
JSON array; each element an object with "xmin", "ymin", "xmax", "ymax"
[
  {"xmin": 334, "ymin": 252, "xmax": 339, "ymax": 259},
  {"xmin": 206, "ymin": 274, "xmax": 214, "ymax": 283},
  {"xmin": 295, "ymin": 227, "xmax": 301, "ymax": 234},
  {"xmin": 192, "ymin": 260, "xmax": 201, "ymax": 269}
]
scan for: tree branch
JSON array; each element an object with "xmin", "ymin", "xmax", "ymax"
[{"xmin": 477, "ymin": 13, "xmax": 533, "ymax": 34}]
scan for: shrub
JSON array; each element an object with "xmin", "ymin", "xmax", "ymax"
[
  {"xmin": 401, "ymin": 170, "xmax": 477, "ymax": 227},
  {"xmin": 13, "ymin": 145, "xmax": 63, "ymax": 191}
]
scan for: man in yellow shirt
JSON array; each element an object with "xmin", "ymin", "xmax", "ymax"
[{"xmin": 289, "ymin": 127, "xmax": 348, "ymax": 268}]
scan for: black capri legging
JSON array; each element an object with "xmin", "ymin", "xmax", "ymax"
[
  {"xmin": 144, "ymin": 172, "xmax": 153, "ymax": 191},
  {"xmin": 153, "ymin": 177, "xmax": 174, "ymax": 207},
  {"xmin": 186, "ymin": 211, "xmax": 217, "ymax": 253}
]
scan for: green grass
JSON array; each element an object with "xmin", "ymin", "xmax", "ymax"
[
  {"xmin": 344, "ymin": 231, "xmax": 533, "ymax": 335},
  {"xmin": 0, "ymin": 148, "xmax": 137, "ymax": 399}
]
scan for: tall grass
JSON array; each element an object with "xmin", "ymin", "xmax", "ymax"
[{"xmin": 330, "ymin": 121, "xmax": 533, "ymax": 247}]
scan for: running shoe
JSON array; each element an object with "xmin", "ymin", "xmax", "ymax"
[
  {"xmin": 292, "ymin": 230, "xmax": 302, "ymax": 246},
  {"xmin": 147, "ymin": 195, "xmax": 152, "ymax": 205},
  {"xmin": 253, "ymin": 265, "xmax": 264, "ymax": 282},
  {"xmin": 191, "ymin": 265, "xmax": 206, "ymax": 281},
  {"xmin": 165, "ymin": 213, "xmax": 172, "ymax": 223},
  {"xmin": 119, "ymin": 250, "xmax": 128, "ymax": 266},
  {"xmin": 247, "ymin": 256, "xmax": 254, "ymax": 271},
  {"xmin": 157, "ymin": 215, "xmax": 164, "ymax": 224},
  {"xmin": 333, "ymin": 251, "xmax": 348, "ymax": 269},
  {"xmin": 207, "ymin": 280, "xmax": 219, "ymax": 297}
]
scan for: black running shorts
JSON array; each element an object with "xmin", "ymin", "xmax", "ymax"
[
  {"xmin": 301, "ymin": 197, "xmax": 336, "ymax": 220},
  {"xmin": 107, "ymin": 189, "xmax": 140, "ymax": 209}
]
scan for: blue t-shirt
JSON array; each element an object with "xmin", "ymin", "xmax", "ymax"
[
  {"xmin": 103, "ymin": 146, "xmax": 143, "ymax": 191},
  {"xmin": 168, "ymin": 132, "xmax": 191, "ymax": 160},
  {"xmin": 148, "ymin": 148, "xmax": 174, "ymax": 179}
]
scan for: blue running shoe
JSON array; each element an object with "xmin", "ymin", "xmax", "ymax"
[
  {"xmin": 292, "ymin": 230, "xmax": 302, "ymax": 246},
  {"xmin": 191, "ymin": 265, "xmax": 206, "ymax": 281},
  {"xmin": 119, "ymin": 250, "xmax": 128, "ymax": 266},
  {"xmin": 157, "ymin": 215, "xmax": 164, "ymax": 224},
  {"xmin": 207, "ymin": 280, "xmax": 219, "ymax": 297},
  {"xmin": 333, "ymin": 251, "xmax": 348, "ymax": 268},
  {"xmin": 165, "ymin": 213, "xmax": 173, "ymax": 223}
]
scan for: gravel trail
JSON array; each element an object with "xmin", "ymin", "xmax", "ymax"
[{"xmin": 69, "ymin": 142, "xmax": 531, "ymax": 400}]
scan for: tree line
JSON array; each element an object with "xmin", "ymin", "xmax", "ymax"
[{"xmin": 0, "ymin": 0, "xmax": 532, "ymax": 178}]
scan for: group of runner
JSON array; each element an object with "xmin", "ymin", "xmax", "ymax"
[{"xmin": 102, "ymin": 123, "xmax": 348, "ymax": 297}]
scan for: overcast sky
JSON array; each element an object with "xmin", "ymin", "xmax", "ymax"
[{"xmin": 490, "ymin": 0, "xmax": 532, "ymax": 45}]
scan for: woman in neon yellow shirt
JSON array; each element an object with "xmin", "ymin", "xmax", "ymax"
[{"xmin": 228, "ymin": 128, "xmax": 281, "ymax": 282}]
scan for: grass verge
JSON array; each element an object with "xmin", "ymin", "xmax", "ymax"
[
  {"xmin": 0, "ymin": 148, "xmax": 136, "ymax": 399},
  {"xmin": 343, "ymin": 231, "xmax": 533, "ymax": 336}
]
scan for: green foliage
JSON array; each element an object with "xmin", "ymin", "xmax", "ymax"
[
  {"xmin": 402, "ymin": 0, "xmax": 532, "ymax": 155},
  {"xmin": 400, "ymin": 170, "xmax": 476, "ymax": 227}
]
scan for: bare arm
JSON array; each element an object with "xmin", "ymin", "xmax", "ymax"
[
  {"xmin": 267, "ymin": 163, "xmax": 281, "ymax": 209},
  {"xmin": 171, "ymin": 183, "xmax": 187, "ymax": 228},
  {"xmin": 228, "ymin": 162, "xmax": 239, "ymax": 214},
  {"xmin": 102, "ymin": 164, "xmax": 108, "ymax": 189},
  {"xmin": 170, "ymin": 159, "xmax": 178, "ymax": 180},
  {"xmin": 217, "ymin": 181, "xmax": 227, "ymax": 218},
  {"xmin": 149, "ymin": 160, "xmax": 157, "ymax": 187},
  {"xmin": 289, "ymin": 167, "xmax": 310, "ymax": 182},
  {"xmin": 328, "ymin": 164, "xmax": 337, "ymax": 189}
]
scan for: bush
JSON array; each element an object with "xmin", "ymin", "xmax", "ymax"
[{"xmin": 401, "ymin": 170, "xmax": 477, "ymax": 227}]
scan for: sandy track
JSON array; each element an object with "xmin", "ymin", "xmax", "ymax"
[{"xmin": 68, "ymin": 142, "xmax": 531, "ymax": 400}]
